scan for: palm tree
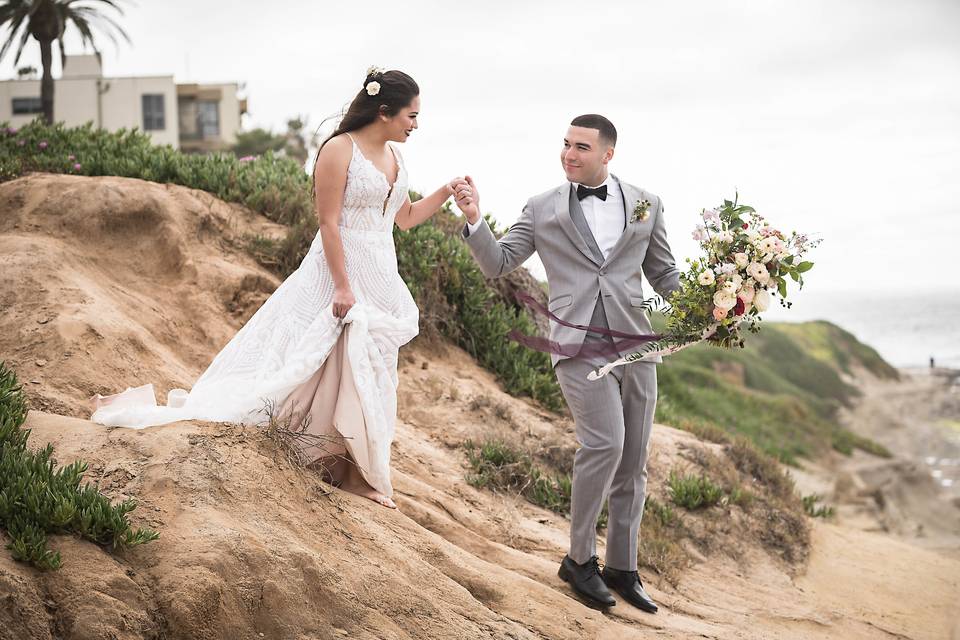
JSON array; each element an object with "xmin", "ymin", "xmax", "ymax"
[{"xmin": 0, "ymin": 1, "xmax": 130, "ymax": 124}]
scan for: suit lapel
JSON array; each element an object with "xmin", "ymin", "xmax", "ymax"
[
  {"xmin": 556, "ymin": 184, "xmax": 603, "ymax": 266},
  {"xmin": 601, "ymin": 177, "xmax": 637, "ymax": 267}
]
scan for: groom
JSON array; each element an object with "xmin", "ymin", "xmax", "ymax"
[{"xmin": 454, "ymin": 114, "xmax": 680, "ymax": 611}]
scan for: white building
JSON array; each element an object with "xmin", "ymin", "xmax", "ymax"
[{"xmin": 0, "ymin": 54, "xmax": 247, "ymax": 152}]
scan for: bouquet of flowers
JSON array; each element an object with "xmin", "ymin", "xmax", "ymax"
[{"xmin": 588, "ymin": 195, "xmax": 820, "ymax": 379}]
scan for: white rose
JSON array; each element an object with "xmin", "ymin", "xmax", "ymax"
[
  {"xmin": 698, "ymin": 270, "xmax": 716, "ymax": 286},
  {"xmin": 745, "ymin": 229, "xmax": 761, "ymax": 242},
  {"xmin": 713, "ymin": 289, "xmax": 738, "ymax": 311},
  {"xmin": 366, "ymin": 81, "xmax": 381, "ymax": 96},
  {"xmin": 747, "ymin": 262, "xmax": 770, "ymax": 286},
  {"xmin": 734, "ymin": 252, "xmax": 749, "ymax": 268},
  {"xmin": 723, "ymin": 274, "xmax": 743, "ymax": 293},
  {"xmin": 720, "ymin": 262, "xmax": 737, "ymax": 275},
  {"xmin": 717, "ymin": 230, "xmax": 734, "ymax": 244},
  {"xmin": 738, "ymin": 284, "xmax": 756, "ymax": 304},
  {"xmin": 754, "ymin": 289, "xmax": 771, "ymax": 312},
  {"xmin": 757, "ymin": 237, "xmax": 781, "ymax": 261}
]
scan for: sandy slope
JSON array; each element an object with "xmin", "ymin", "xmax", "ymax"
[{"xmin": 1, "ymin": 174, "xmax": 958, "ymax": 639}]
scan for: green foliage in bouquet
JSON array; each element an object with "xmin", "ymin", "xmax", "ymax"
[{"xmin": 0, "ymin": 362, "xmax": 159, "ymax": 570}]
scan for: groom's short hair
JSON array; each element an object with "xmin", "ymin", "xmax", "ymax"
[{"xmin": 570, "ymin": 114, "xmax": 617, "ymax": 147}]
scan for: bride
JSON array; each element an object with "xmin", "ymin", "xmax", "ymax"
[{"xmin": 91, "ymin": 68, "xmax": 471, "ymax": 509}]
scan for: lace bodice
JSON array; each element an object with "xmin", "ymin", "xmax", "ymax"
[{"xmin": 340, "ymin": 136, "xmax": 408, "ymax": 232}]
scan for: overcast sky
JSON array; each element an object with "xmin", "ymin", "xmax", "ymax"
[{"xmin": 3, "ymin": 0, "xmax": 958, "ymax": 300}]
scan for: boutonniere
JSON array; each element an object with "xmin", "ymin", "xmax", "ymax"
[{"xmin": 631, "ymin": 199, "xmax": 652, "ymax": 223}]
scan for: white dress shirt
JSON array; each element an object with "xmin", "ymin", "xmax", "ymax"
[
  {"xmin": 466, "ymin": 174, "xmax": 626, "ymax": 259},
  {"xmin": 572, "ymin": 175, "xmax": 624, "ymax": 260}
]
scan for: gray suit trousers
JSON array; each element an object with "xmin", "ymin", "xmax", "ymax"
[{"xmin": 555, "ymin": 328, "xmax": 658, "ymax": 571}]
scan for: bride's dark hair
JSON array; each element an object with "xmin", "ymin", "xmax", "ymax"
[{"xmin": 319, "ymin": 69, "xmax": 419, "ymax": 151}]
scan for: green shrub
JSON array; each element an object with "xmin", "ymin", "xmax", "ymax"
[
  {"xmin": 464, "ymin": 438, "xmax": 570, "ymax": 512},
  {"xmin": 0, "ymin": 362, "xmax": 159, "ymax": 570},
  {"xmin": 0, "ymin": 120, "xmax": 312, "ymax": 226},
  {"xmin": 725, "ymin": 437, "xmax": 796, "ymax": 501},
  {"xmin": 396, "ymin": 215, "xmax": 564, "ymax": 410},
  {"xmin": 666, "ymin": 470, "xmax": 725, "ymax": 510},
  {"xmin": 463, "ymin": 438, "xmax": 608, "ymax": 528},
  {"xmin": 801, "ymin": 493, "xmax": 835, "ymax": 519}
]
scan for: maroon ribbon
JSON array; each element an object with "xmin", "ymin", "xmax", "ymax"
[{"xmin": 507, "ymin": 292, "xmax": 662, "ymax": 359}]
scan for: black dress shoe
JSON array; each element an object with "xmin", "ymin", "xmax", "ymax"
[
  {"xmin": 558, "ymin": 555, "xmax": 616, "ymax": 609},
  {"xmin": 601, "ymin": 566, "xmax": 658, "ymax": 613}
]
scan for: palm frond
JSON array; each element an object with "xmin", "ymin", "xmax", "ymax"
[
  {"xmin": 70, "ymin": 9, "xmax": 125, "ymax": 48},
  {"xmin": 10, "ymin": 18, "xmax": 31, "ymax": 64},
  {"xmin": 1, "ymin": 0, "xmax": 131, "ymax": 65},
  {"xmin": 72, "ymin": 5, "xmax": 130, "ymax": 42},
  {"xmin": 0, "ymin": 13, "xmax": 28, "ymax": 61}
]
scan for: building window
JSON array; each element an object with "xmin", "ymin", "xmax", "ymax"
[
  {"xmin": 142, "ymin": 94, "xmax": 165, "ymax": 130},
  {"xmin": 198, "ymin": 101, "xmax": 219, "ymax": 137},
  {"xmin": 178, "ymin": 97, "xmax": 221, "ymax": 141},
  {"xmin": 12, "ymin": 97, "xmax": 42, "ymax": 115}
]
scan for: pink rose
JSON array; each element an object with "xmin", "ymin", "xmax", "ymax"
[{"xmin": 712, "ymin": 306, "xmax": 728, "ymax": 321}]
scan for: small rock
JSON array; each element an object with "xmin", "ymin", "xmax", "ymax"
[
  {"xmin": 30, "ymin": 380, "xmax": 41, "ymax": 384},
  {"xmin": 421, "ymin": 361, "xmax": 429, "ymax": 370},
  {"xmin": 36, "ymin": 317, "xmax": 49, "ymax": 324},
  {"xmin": 35, "ymin": 359, "xmax": 47, "ymax": 367}
]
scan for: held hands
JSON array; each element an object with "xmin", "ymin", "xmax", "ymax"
[{"xmin": 452, "ymin": 176, "xmax": 480, "ymax": 224}]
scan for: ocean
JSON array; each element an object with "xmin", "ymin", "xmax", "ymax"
[{"xmin": 761, "ymin": 289, "xmax": 960, "ymax": 370}]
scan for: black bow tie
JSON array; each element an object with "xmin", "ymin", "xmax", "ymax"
[{"xmin": 576, "ymin": 184, "xmax": 608, "ymax": 201}]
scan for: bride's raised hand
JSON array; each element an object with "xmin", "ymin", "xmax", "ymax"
[{"xmin": 445, "ymin": 177, "xmax": 468, "ymax": 198}]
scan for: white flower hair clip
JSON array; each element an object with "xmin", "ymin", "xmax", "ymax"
[{"xmin": 365, "ymin": 81, "xmax": 381, "ymax": 96}]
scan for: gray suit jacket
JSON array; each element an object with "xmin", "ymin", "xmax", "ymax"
[{"xmin": 462, "ymin": 176, "xmax": 681, "ymax": 366}]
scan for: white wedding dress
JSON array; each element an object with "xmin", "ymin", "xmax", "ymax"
[{"xmin": 91, "ymin": 134, "xmax": 419, "ymax": 497}]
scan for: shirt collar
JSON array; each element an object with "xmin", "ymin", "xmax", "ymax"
[{"xmin": 571, "ymin": 174, "xmax": 618, "ymax": 197}]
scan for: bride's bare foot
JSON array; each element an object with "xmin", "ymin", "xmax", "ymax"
[
  {"xmin": 339, "ymin": 478, "xmax": 396, "ymax": 508},
  {"xmin": 336, "ymin": 458, "xmax": 396, "ymax": 508}
]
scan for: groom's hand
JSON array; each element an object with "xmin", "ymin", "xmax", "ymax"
[{"xmin": 455, "ymin": 175, "xmax": 481, "ymax": 224}]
